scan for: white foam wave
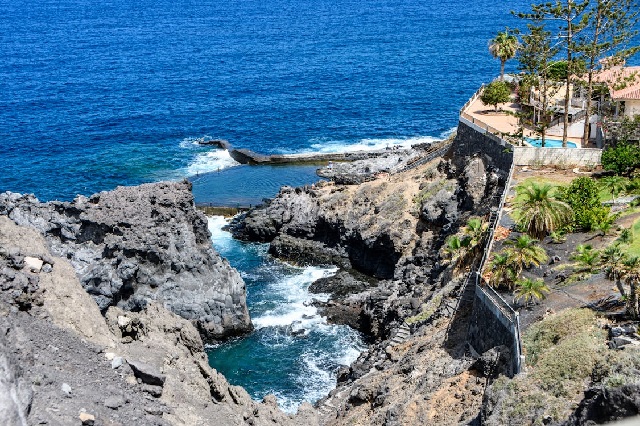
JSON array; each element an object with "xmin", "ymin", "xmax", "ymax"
[
  {"xmin": 179, "ymin": 136, "xmax": 214, "ymax": 148},
  {"xmin": 207, "ymin": 216, "xmax": 236, "ymax": 253},
  {"xmin": 252, "ymin": 266, "xmax": 336, "ymax": 330},
  {"xmin": 186, "ymin": 149, "xmax": 240, "ymax": 176},
  {"xmin": 303, "ymin": 135, "xmax": 442, "ymax": 154}
]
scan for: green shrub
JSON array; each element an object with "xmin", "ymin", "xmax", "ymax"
[
  {"xmin": 558, "ymin": 177, "xmax": 610, "ymax": 231},
  {"xmin": 601, "ymin": 142, "xmax": 640, "ymax": 176},
  {"xmin": 484, "ymin": 309, "xmax": 605, "ymax": 424}
]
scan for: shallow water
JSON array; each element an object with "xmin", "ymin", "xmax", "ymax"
[
  {"xmin": 206, "ymin": 217, "xmax": 365, "ymax": 412},
  {"xmin": 191, "ymin": 164, "xmax": 323, "ymax": 207}
]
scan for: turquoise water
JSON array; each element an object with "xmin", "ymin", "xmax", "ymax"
[
  {"xmin": 191, "ymin": 164, "xmax": 324, "ymax": 207},
  {"xmin": 206, "ymin": 217, "xmax": 365, "ymax": 412},
  {"xmin": 525, "ymin": 138, "xmax": 578, "ymax": 148}
]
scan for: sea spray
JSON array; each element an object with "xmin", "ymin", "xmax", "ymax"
[{"xmin": 206, "ymin": 216, "xmax": 365, "ymax": 412}]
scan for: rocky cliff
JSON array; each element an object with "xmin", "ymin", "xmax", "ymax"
[
  {"xmin": 0, "ymin": 180, "xmax": 251, "ymax": 342},
  {"xmin": 228, "ymin": 144, "xmax": 514, "ymax": 425},
  {"xmin": 0, "ymin": 216, "xmax": 316, "ymax": 426},
  {"xmin": 230, "ymin": 151, "xmax": 503, "ymax": 339}
]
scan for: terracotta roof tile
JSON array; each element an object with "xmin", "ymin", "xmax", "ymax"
[{"xmin": 592, "ymin": 66, "xmax": 640, "ymax": 100}]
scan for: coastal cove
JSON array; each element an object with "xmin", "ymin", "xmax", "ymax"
[
  {"xmin": 5, "ymin": 0, "xmax": 640, "ymax": 424},
  {"xmin": 206, "ymin": 216, "xmax": 365, "ymax": 413}
]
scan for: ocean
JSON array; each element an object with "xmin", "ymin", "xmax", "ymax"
[
  {"xmin": 1, "ymin": 0, "xmax": 538, "ymax": 202},
  {"xmin": 5, "ymin": 0, "xmax": 633, "ymax": 412}
]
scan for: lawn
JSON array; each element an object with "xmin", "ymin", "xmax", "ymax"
[{"xmin": 623, "ymin": 217, "xmax": 640, "ymax": 257}]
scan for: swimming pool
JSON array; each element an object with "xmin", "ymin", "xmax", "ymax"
[{"xmin": 525, "ymin": 138, "xmax": 578, "ymax": 148}]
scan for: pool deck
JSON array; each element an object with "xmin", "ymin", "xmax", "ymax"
[{"xmin": 464, "ymin": 93, "xmax": 584, "ymax": 147}]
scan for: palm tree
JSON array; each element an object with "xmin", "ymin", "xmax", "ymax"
[
  {"xmin": 600, "ymin": 176, "xmax": 626, "ymax": 205},
  {"xmin": 489, "ymin": 29, "xmax": 519, "ymax": 81},
  {"xmin": 571, "ymin": 244, "xmax": 600, "ymax": 273},
  {"xmin": 514, "ymin": 183, "xmax": 573, "ymax": 241},
  {"xmin": 594, "ymin": 213, "xmax": 618, "ymax": 239},
  {"xmin": 443, "ymin": 235, "xmax": 469, "ymax": 268},
  {"xmin": 601, "ymin": 245, "xmax": 627, "ymax": 298},
  {"xmin": 504, "ymin": 235, "xmax": 549, "ymax": 276},
  {"xmin": 485, "ymin": 251, "xmax": 517, "ymax": 290},
  {"xmin": 463, "ymin": 217, "xmax": 489, "ymax": 255},
  {"xmin": 516, "ymin": 277, "xmax": 551, "ymax": 306},
  {"xmin": 623, "ymin": 256, "xmax": 640, "ymax": 319},
  {"xmin": 618, "ymin": 227, "xmax": 634, "ymax": 245}
]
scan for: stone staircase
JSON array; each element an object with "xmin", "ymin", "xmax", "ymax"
[
  {"xmin": 390, "ymin": 321, "xmax": 411, "ymax": 346},
  {"xmin": 391, "ymin": 142, "xmax": 452, "ymax": 174}
]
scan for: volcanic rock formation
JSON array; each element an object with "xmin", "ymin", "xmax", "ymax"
[{"xmin": 0, "ymin": 180, "xmax": 251, "ymax": 342}]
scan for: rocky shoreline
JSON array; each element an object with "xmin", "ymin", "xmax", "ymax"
[
  {"xmin": 5, "ymin": 137, "xmax": 506, "ymax": 425},
  {"xmin": 0, "ymin": 215, "xmax": 317, "ymax": 425},
  {"xmin": 0, "ymin": 180, "xmax": 251, "ymax": 343},
  {"xmin": 4, "ymin": 132, "xmax": 634, "ymax": 425}
]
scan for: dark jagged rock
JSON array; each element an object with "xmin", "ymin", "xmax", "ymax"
[
  {"xmin": 0, "ymin": 180, "xmax": 251, "ymax": 342},
  {"xmin": 232, "ymin": 153, "xmax": 505, "ymax": 340},
  {"xmin": 309, "ymin": 270, "xmax": 379, "ymax": 334},
  {"xmin": 309, "ymin": 270, "xmax": 378, "ymax": 298},
  {"xmin": 127, "ymin": 360, "xmax": 166, "ymax": 386},
  {"xmin": 0, "ymin": 217, "xmax": 313, "ymax": 426},
  {"xmin": 564, "ymin": 385, "xmax": 640, "ymax": 425}
]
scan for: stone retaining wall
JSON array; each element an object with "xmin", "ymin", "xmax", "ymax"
[
  {"xmin": 451, "ymin": 120, "xmax": 513, "ymax": 172},
  {"xmin": 451, "ymin": 120, "xmax": 523, "ymax": 376},
  {"xmin": 468, "ymin": 283, "xmax": 522, "ymax": 377}
]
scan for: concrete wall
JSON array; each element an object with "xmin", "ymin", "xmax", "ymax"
[
  {"xmin": 451, "ymin": 120, "xmax": 514, "ymax": 173},
  {"xmin": 467, "ymin": 284, "xmax": 521, "ymax": 377},
  {"xmin": 458, "ymin": 115, "xmax": 602, "ymax": 167},
  {"xmin": 512, "ymin": 146, "xmax": 602, "ymax": 167}
]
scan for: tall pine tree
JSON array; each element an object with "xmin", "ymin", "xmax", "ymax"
[
  {"xmin": 518, "ymin": 1, "xmax": 590, "ymax": 147},
  {"xmin": 577, "ymin": 0, "xmax": 639, "ymax": 145}
]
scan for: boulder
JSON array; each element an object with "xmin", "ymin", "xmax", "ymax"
[
  {"xmin": 0, "ymin": 181, "xmax": 251, "ymax": 342},
  {"xmin": 127, "ymin": 360, "xmax": 166, "ymax": 386}
]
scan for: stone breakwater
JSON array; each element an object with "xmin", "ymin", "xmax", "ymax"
[
  {"xmin": 0, "ymin": 180, "xmax": 251, "ymax": 342},
  {"xmin": 199, "ymin": 138, "xmax": 397, "ymax": 165}
]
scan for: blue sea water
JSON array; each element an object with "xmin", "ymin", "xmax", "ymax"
[
  {"xmin": 207, "ymin": 217, "xmax": 365, "ymax": 412},
  {"xmin": 5, "ymin": 0, "xmax": 638, "ymax": 413},
  {"xmin": 1, "ymin": 0, "xmax": 538, "ymax": 202}
]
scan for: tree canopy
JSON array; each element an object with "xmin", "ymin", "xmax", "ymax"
[
  {"xmin": 489, "ymin": 28, "xmax": 519, "ymax": 80},
  {"xmin": 481, "ymin": 80, "xmax": 512, "ymax": 112}
]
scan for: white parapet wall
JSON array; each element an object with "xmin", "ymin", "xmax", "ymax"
[
  {"xmin": 512, "ymin": 146, "xmax": 602, "ymax": 167},
  {"xmin": 459, "ymin": 114, "xmax": 603, "ymax": 167}
]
